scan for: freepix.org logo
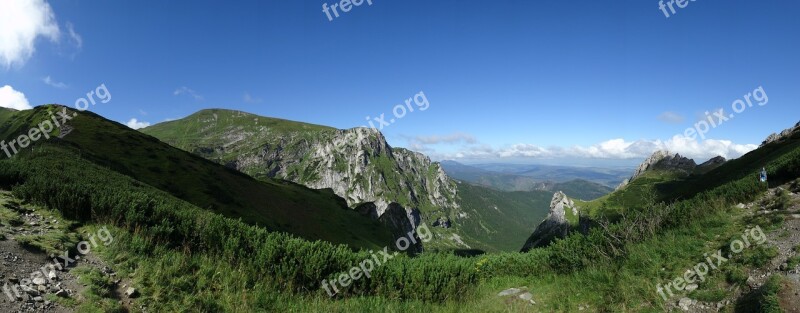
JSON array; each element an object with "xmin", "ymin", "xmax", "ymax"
[{"xmin": 322, "ymin": 0, "xmax": 373, "ymax": 22}]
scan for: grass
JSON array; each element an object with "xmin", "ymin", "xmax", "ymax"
[
  {"xmin": 0, "ymin": 202, "xmax": 23, "ymax": 227},
  {"xmin": 724, "ymin": 264, "xmax": 749, "ymax": 285},
  {"xmin": 16, "ymin": 231, "xmax": 80, "ymax": 256},
  {"xmin": 759, "ymin": 275, "xmax": 785, "ymax": 313},
  {"xmin": 786, "ymin": 255, "xmax": 800, "ymax": 269},
  {"xmin": 787, "ymin": 244, "xmax": 800, "ymax": 269},
  {"xmin": 743, "ymin": 246, "xmax": 780, "ymax": 267},
  {"xmin": 71, "ymin": 266, "xmax": 126, "ymax": 313}
]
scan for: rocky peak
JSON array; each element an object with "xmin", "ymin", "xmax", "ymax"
[
  {"xmin": 520, "ymin": 191, "xmax": 579, "ymax": 251},
  {"xmin": 616, "ymin": 151, "xmax": 698, "ymax": 190},
  {"xmin": 549, "ymin": 191, "xmax": 577, "ymax": 223},
  {"xmin": 696, "ymin": 156, "xmax": 727, "ymax": 173},
  {"xmin": 700, "ymin": 156, "xmax": 726, "ymax": 167},
  {"xmin": 630, "ymin": 150, "xmax": 696, "ymax": 181},
  {"xmin": 761, "ymin": 121, "xmax": 800, "ymax": 147}
]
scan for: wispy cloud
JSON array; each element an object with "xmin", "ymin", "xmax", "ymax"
[
  {"xmin": 657, "ymin": 111, "xmax": 685, "ymax": 124},
  {"xmin": 0, "ymin": 85, "xmax": 33, "ymax": 110},
  {"xmin": 404, "ymin": 132, "xmax": 479, "ymax": 154},
  {"xmin": 125, "ymin": 118, "xmax": 151, "ymax": 129},
  {"xmin": 42, "ymin": 75, "xmax": 67, "ymax": 89},
  {"xmin": 0, "ymin": 0, "xmax": 61, "ymax": 68},
  {"xmin": 413, "ymin": 133, "xmax": 477, "ymax": 145},
  {"xmin": 66, "ymin": 22, "xmax": 82, "ymax": 49},
  {"xmin": 243, "ymin": 92, "xmax": 262, "ymax": 104},
  {"xmin": 174, "ymin": 86, "xmax": 204, "ymax": 101},
  {"xmin": 62, "ymin": 21, "xmax": 82, "ymax": 59}
]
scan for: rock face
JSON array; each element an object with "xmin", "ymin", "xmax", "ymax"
[
  {"xmin": 631, "ymin": 150, "xmax": 696, "ymax": 180},
  {"xmin": 143, "ymin": 109, "xmax": 465, "ymax": 248},
  {"xmin": 356, "ymin": 202, "xmax": 423, "ymax": 253},
  {"xmin": 761, "ymin": 121, "xmax": 800, "ymax": 147},
  {"xmin": 615, "ymin": 178, "xmax": 630, "ymax": 191},
  {"xmin": 617, "ymin": 150, "xmax": 703, "ymax": 190},
  {"xmin": 520, "ymin": 191, "xmax": 586, "ymax": 251},
  {"xmin": 233, "ymin": 127, "xmax": 460, "ymax": 219}
]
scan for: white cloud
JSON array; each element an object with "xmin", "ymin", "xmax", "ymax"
[
  {"xmin": 444, "ymin": 136, "xmax": 757, "ymax": 162},
  {"xmin": 243, "ymin": 92, "xmax": 262, "ymax": 104},
  {"xmin": 0, "ymin": 0, "xmax": 61, "ymax": 68},
  {"xmin": 657, "ymin": 111, "xmax": 685, "ymax": 124},
  {"xmin": 126, "ymin": 118, "xmax": 151, "ymax": 129},
  {"xmin": 174, "ymin": 86, "xmax": 204, "ymax": 101},
  {"xmin": 42, "ymin": 75, "xmax": 67, "ymax": 88},
  {"xmin": 0, "ymin": 85, "xmax": 33, "ymax": 110}
]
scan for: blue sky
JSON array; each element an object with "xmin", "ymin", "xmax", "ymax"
[{"xmin": 1, "ymin": 0, "xmax": 799, "ymax": 165}]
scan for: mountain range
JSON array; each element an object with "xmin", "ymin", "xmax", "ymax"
[{"xmin": 1, "ymin": 105, "xmax": 799, "ymax": 312}]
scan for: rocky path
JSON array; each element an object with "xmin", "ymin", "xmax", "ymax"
[
  {"xmin": 0, "ymin": 192, "xmax": 135, "ymax": 312},
  {"xmin": 666, "ymin": 185, "xmax": 800, "ymax": 312}
]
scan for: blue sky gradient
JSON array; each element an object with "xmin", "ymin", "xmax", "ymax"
[{"xmin": 1, "ymin": 0, "xmax": 798, "ymax": 165}]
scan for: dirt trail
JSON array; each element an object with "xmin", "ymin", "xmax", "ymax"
[
  {"xmin": 677, "ymin": 184, "xmax": 800, "ymax": 313},
  {"xmin": 0, "ymin": 193, "xmax": 135, "ymax": 312}
]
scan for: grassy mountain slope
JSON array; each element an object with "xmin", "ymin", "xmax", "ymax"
[
  {"xmin": 579, "ymin": 130, "xmax": 800, "ymax": 221},
  {"xmin": 456, "ymin": 182, "xmax": 552, "ymax": 252},
  {"xmin": 141, "ymin": 108, "xmax": 336, "ymax": 163},
  {"xmin": 0, "ymin": 105, "xmax": 392, "ymax": 249},
  {"xmin": 142, "ymin": 109, "xmax": 464, "ymax": 250}
]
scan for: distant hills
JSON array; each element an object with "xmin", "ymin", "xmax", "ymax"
[{"xmin": 440, "ymin": 160, "xmax": 618, "ymax": 201}]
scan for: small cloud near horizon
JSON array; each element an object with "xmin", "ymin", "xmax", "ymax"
[
  {"xmin": 0, "ymin": 85, "xmax": 33, "ymax": 110},
  {"xmin": 657, "ymin": 111, "xmax": 685, "ymax": 124},
  {"xmin": 243, "ymin": 92, "xmax": 262, "ymax": 104},
  {"xmin": 126, "ymin": 118, "xmax": 151, "ymax": 129}
]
